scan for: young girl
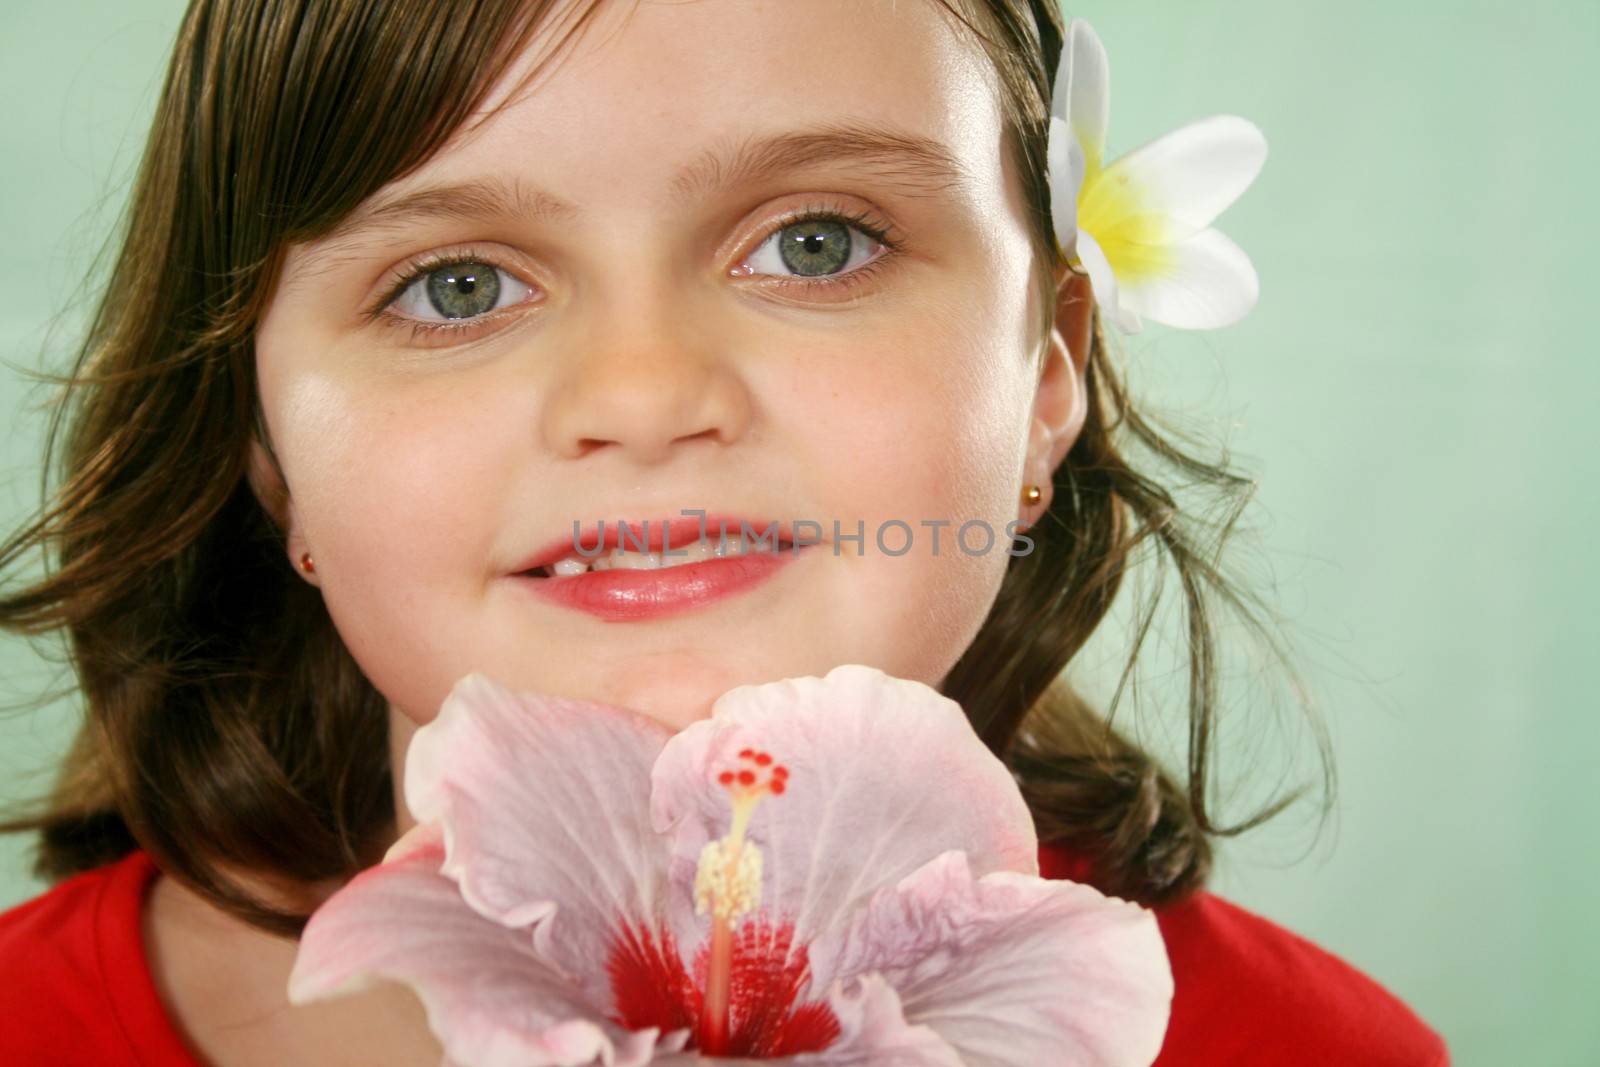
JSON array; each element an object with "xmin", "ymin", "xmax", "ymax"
[{"xmin": 0, "ymin": 1, "xmax": 1449, "ymax": 1064}]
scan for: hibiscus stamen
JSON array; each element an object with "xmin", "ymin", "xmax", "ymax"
[{"xmin": 693, "ymin": 746, "xmax": 786, "ymax": 1055}]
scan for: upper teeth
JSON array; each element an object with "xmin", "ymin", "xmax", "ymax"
[{"xmin": 543, "ymin": 537, "xmax": 790, "ymax": 576}]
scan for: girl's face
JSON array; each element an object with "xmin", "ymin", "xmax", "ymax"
[{"xmin": 253, "ymin": 0, "xmax": 1082, "ymax": 731}]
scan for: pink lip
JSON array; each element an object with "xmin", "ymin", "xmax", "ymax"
[
  {"xmin": 507, "ymin": 514, "xmax": 815, "ymax": 622},
  {"xmin": 511, "ymin": 548, "xmax": 805, "ymax": 621}
]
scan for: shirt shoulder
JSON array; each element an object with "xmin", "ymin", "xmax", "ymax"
[
  {"xmin": 1150, "ymin": 888, "xmax": 1451, "ymax": 1067},
  {"xmin": 0, "ymin": 850, "xmax": 199, "ymax": 1066}
]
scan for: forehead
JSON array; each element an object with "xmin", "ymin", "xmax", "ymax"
[{"xmin": 368, "ymin": 0, "xmax": 1008, "ymax": 215}]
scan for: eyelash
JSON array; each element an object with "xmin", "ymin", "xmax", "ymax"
[{"xmin": 364, "ymin": 202, "xmax": 905, "ymax": 344}]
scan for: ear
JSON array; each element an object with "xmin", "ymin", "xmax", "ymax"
[
  {"xmin": 246, "ymin": 435, "xmax": 316, "ymax": 584},
  {"xmin": 1021, "ymin": 265, "xmax": 1093, "ymax": 521}
]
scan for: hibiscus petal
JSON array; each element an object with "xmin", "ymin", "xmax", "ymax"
[
  {"xmin": 649, "ymin": 665, "xmax": 1038, "ymax": 982},
  {"xmin": 808, "ymin": 972, "xmax": 964, "ymax": 1066},
  {"xmin": 1118, "ymin": 226, "xmax": 1259, "ymax": 330},
  {"xmin": 289, "ymin": 832, "xmax": 667, "ymax": 1067},
  {"xmin": 1075, "ymin": 229, "xmax": 1141, "ymax": 334},
  {"xmin": 1056, "ymin": 18, "xmax": 1110, "ymax": 175},
  {"xmin": 404, "ymin": 672, "xmax": 677, "ymax": 991},
  {"xmin": 1099, "ymin": 115, "xmax": 1267, "ymax": 237},
  {"xmin": 823, "ymin": 850, "xmax": 1173, "ymax": 1067}
]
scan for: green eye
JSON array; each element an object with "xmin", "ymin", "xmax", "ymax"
[
  {"xmin": 391, "ymin": 260, "xmax": 532, "ymax": 322},
  {"xmin": 776, "ymin": 219, "xmax": 853, "ymax": 277},
  {"xmin": 427, "ymin": 262, "xmax": 500, "ymax": 318},
  {"xmin": 748, "ymin": 216, "xmax": 884, "ymax": 282}
]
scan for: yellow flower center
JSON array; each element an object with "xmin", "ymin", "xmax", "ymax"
[{"xmin": 1078, "ymin": 163, "xmax": 1178, "ymax": 285}]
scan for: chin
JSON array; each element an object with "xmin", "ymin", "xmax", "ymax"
[{"xmin": 580, "ymin": 652, "xmax": 751, "ymax": 731}]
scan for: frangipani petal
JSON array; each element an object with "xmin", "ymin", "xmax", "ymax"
[
  {"xmin": 1118, "ymin": 226, "xmax": 1259, "ymax": 330},
  {"xmin": 1046, "ymin": 115, "xmax": 1082, "ymax": 258},
  {"xmin": 1095, "ymin": 115, "xmax": 1267, "ymax": 237},
  {"xmin": 289, "ymin": 828, "xmax": 666, "ymax": 1067},
  {"xmin": 826, "ymin": 850, "xmax": 1172, "ymax": 1067},
  {"xmin": 404, "ymin": 673, "xmax": 676, "ymax": 994},
  {"xmin": 649, "ymin": 665, "xmax": 1038, "ymax": 979},
  {"xmin": 1060, "ymin": 18, "xmax": 1111, "ymax": 175},
  {"xmin": 1075, "ymin": 229, "xmax": 1141, "ymax": 334}
]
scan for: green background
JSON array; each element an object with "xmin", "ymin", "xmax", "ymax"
[{"xmin": 2, "ymin": 2, "xmax": 1594, "ymax": 1062}]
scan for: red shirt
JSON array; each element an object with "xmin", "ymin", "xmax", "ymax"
[{"xmin": 0, "ymin": 847, "xmax": 1450, "ymax": 1065}]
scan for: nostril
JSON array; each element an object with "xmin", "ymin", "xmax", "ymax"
[{"xmin": 677, "ymin": 426, "xmax": 726, "ymax": 446}]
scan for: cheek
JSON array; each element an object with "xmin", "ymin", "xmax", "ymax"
[
  {"xmin": 778, "ymin": 300, "xmax": 1034, "ymax": 686},
  {"xmin": 294, "ymin": 377, "xmax": 501, "ymax": 566},
  {"xmin": 797, "ymin": 291, "xmax": 1033, "ymax": 530},
  {"xmin": 272, "ymin": 366, "xmax": 523, "ymax": 704}
]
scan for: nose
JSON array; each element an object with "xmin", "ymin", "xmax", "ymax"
[{"xmin": 541, "ymin": 294, "xmax": 752, "ymax": 464}]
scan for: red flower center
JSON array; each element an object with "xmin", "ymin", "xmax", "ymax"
[
  {"xmin": 606, "ymin": 745, "xmax": 836, "ymax": 1057},
  {"xmin": 606, "ymin": 915, "xmax": 840, "ymax": 1057}
]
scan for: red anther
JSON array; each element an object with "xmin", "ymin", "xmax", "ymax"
[
  {"xmin": 772, "ymin": 765, "xmax": 789, "ymax": 778},
  {"xmin": 769, "ymin": 780, "xmax": 786, "ymax": 795},
  {"xmin": 718, "ymin": 770, "xmax": 735, "ymax": 785},
  {"xmin": 738, "ymin": 748, "xmax": 755, "ymax": 759},
  {"xmin": 753, "ymin": 752, "xmax": 773, "ymax": 766},
  {"xmin": 737, "ymin": 770, "xmax": 756, "ymax": 786}
]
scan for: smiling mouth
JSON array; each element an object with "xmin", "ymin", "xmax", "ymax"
[{"xmin": 525, "ymin": 538, "xmax": 799, "ymax": 578}]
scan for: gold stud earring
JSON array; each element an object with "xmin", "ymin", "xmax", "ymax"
[
  {"xmin": 1022, "ymin": 484, "xmax": 1042, "ymax": 506},
  {"xmin": 299, "ymin": 552, "xmax": 315, "ymax": 574}
]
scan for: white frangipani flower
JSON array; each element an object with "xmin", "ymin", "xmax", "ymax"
[{"xmin": 1047, "ymin": 17, "xmax": 1268, "ymax": 334}]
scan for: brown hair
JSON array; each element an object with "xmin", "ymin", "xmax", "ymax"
[{"xmin": 0, "ymin": 0, "xmax": 1332, "ymax": 934}]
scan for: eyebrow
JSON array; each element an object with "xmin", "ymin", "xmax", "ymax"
[{"xmin": 318, "ymin": 123, "xmax": 971, "ymax": 248}]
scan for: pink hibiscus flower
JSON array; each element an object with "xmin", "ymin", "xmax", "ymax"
[{"xmin": 288, "ymin": 664, "xmax": 1173, "ymax": 1066}]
